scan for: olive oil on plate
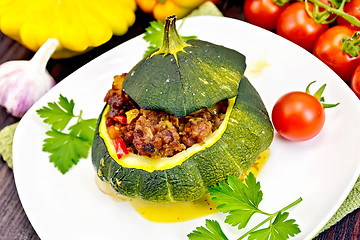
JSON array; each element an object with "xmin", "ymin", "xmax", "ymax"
[{"xmin": 95, "ymin": 149, "xmax": 270, "ymax": 223}]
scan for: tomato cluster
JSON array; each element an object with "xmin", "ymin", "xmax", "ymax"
[
  {"xmin": 242, "ymin": 0, "xmax": 358, "ymax": 140},
  {"xmin": 243, "ymin": 0, "xmax": 360, "ymax": 98}
]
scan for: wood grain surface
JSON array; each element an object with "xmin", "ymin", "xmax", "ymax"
[{"xmin": 0, "ymin": 1, "xmax": 359, "ymax": 239}]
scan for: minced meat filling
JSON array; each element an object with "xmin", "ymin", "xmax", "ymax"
[{"xmin": 104, "ymin": 75, "xmax": 228, "ymax": 159}]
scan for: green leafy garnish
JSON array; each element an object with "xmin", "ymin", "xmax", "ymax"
[
  {"xmin": 37, "ymin": 95, "xmax": 97, "ymax": 174},
  {"xmin": 248, "ymin": 212, "xmax": 301, "ymax": 240},
  {"xmin": 143, "ymin": 21, "xmax": 164, "ymax": 56},
  {"xmin": 188, "ymin": 219, "xmax": 229, "ymax": 240},
  {"xmin": 143, "ymin": 20, "xmax": 197, "ymax": 57},
  {"xmin": 188, "ymin": 173, "xmax": 302, "ymax": 240},
  {"xmin": 37, "ymin": 95, "xmax": 75, "ymax": 131}
]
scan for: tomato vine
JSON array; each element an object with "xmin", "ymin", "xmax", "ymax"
[{"xmin": 307, "ymin": 0, "xmax": 360, "ymax": 26}]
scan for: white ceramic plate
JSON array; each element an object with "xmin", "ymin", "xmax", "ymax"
[{"xmin": 13, "ymin": 16, "xmax": 360, "ymax": 240}]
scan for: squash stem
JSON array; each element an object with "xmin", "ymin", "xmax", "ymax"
[{"xmin": 151, "ymin": 15, "xmax": 190, "ymax": 60}]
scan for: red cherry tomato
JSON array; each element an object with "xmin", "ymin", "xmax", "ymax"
[
  {"xmin": 313, "ymin": 25, "xmax": 360, "ymax": 82},
  {"xmin": 271, "ymin": 91, "xmax": 325, "ymax": 141},
  {"xmin": 276, "ymin": 2, "xmax": 328, "ymax": 51},
  {"xmin": 243, "ymin": 0, "xmax": 288, "ymax": 30},
  {"xmin": 337, "ymin": 0, "xmax": 360, "ymax": 30},
  {"xmin": 351, "ymin": 64, "xmax": 360, "ymax": 98}
]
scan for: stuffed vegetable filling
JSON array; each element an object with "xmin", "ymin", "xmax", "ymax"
[{"xmin": 104, "ymin": 74, "xmax": 228, "ymax": 159}]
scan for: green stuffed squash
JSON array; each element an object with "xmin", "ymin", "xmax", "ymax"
[{"xmin": 92, "ymin": 15, "xmax": 273, "ymax": 203}]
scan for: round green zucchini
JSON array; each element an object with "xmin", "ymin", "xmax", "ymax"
[
  {"xmin": 91, "ymin": 16, "xmax": 273, "ymax": 203},
  {"xmin": 92, "ymin": 76, "xmax": 273, "ymax": 203}
]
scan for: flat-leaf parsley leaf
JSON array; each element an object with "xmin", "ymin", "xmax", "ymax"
[
  {"xmin": 69, "ymin": 119, "xmax": 97, "ymax": 142},
  {"xmin": 248, "ymin": 212, "xmax": 301, "ymax": 240},
  {"xmin": 42, "ymin": 129, "xmax": 91, "ymax": 174},
  {"xmin": 188, "ymin": 173, "xmax": 302, "ymax": 240},
  {"xmin": 211, "ymin": 174, "xmax": 264, "ymax": 229},
  {"xmin": 37, "ymin": 94, "xmax": 75, "ymax": 131},
  {"xmin": 188, "ymin": 219, "xmax": 229, "ymax": 240},
  {"xmin": 36, "ymin": 95, "xmax": 97, "ymax": 174}
]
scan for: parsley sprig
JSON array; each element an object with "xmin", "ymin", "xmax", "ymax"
[
  {"xmin": 36, "ymin": 95, "xmax": 97, "ymax": 174},
  {"xmin": 188, "ymin": 173, "xmax": 302, "ymax": 240},
  {"xmin": 143, "ymin": 20, "xmax": 197, "ymax": 57}
]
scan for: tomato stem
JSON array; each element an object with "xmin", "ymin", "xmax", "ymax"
[
  {"xmin": 305, "ymin": 0, "xmax": 336, "ymax": 24},
  {"xmin": 307, "ymin": 0, "xmax": 360, "ymax": 27},
  {"xmin": 313, "ymin": 84, "xmax": 326, "ymax": 100},
  {"xmin": 322, "ymin": 102, "xmax": 340, "ymax": 108},
  {"xmin": 305, "ymin": 81, "xmax": 340, "ymax": 108},
  {"xmin": 273, "ymin": 0, "xmax": 290, "ymax": 7},
  {"xmin": 342, "ymin": 31, "xmax": 360, "ymax": 57},
  {"xmin": 305, "ymin": 81, "xmax": 316, "ymax": 94}
]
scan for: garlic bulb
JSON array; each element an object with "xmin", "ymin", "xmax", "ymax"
[{"xmin": 0, "ymin": 38, "xmax": 59, "ymax": 118}]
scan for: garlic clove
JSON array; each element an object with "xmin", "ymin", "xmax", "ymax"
[{"xmin": 0, "ymin": 38, "xmax": 59, "ymax": 118}]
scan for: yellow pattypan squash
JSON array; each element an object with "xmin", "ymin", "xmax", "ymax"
[
  {"xmin": 0, "ymin": 0, "xmax": 136, "ymax": 58},
  {"xmin": 136, "ymin": 0, "xmax": 220, "ymax": 22}
]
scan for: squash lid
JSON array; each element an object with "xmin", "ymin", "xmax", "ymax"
[{"xmin": 121, "ymin": 16, "xmax": 246, "ymax": 117}]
